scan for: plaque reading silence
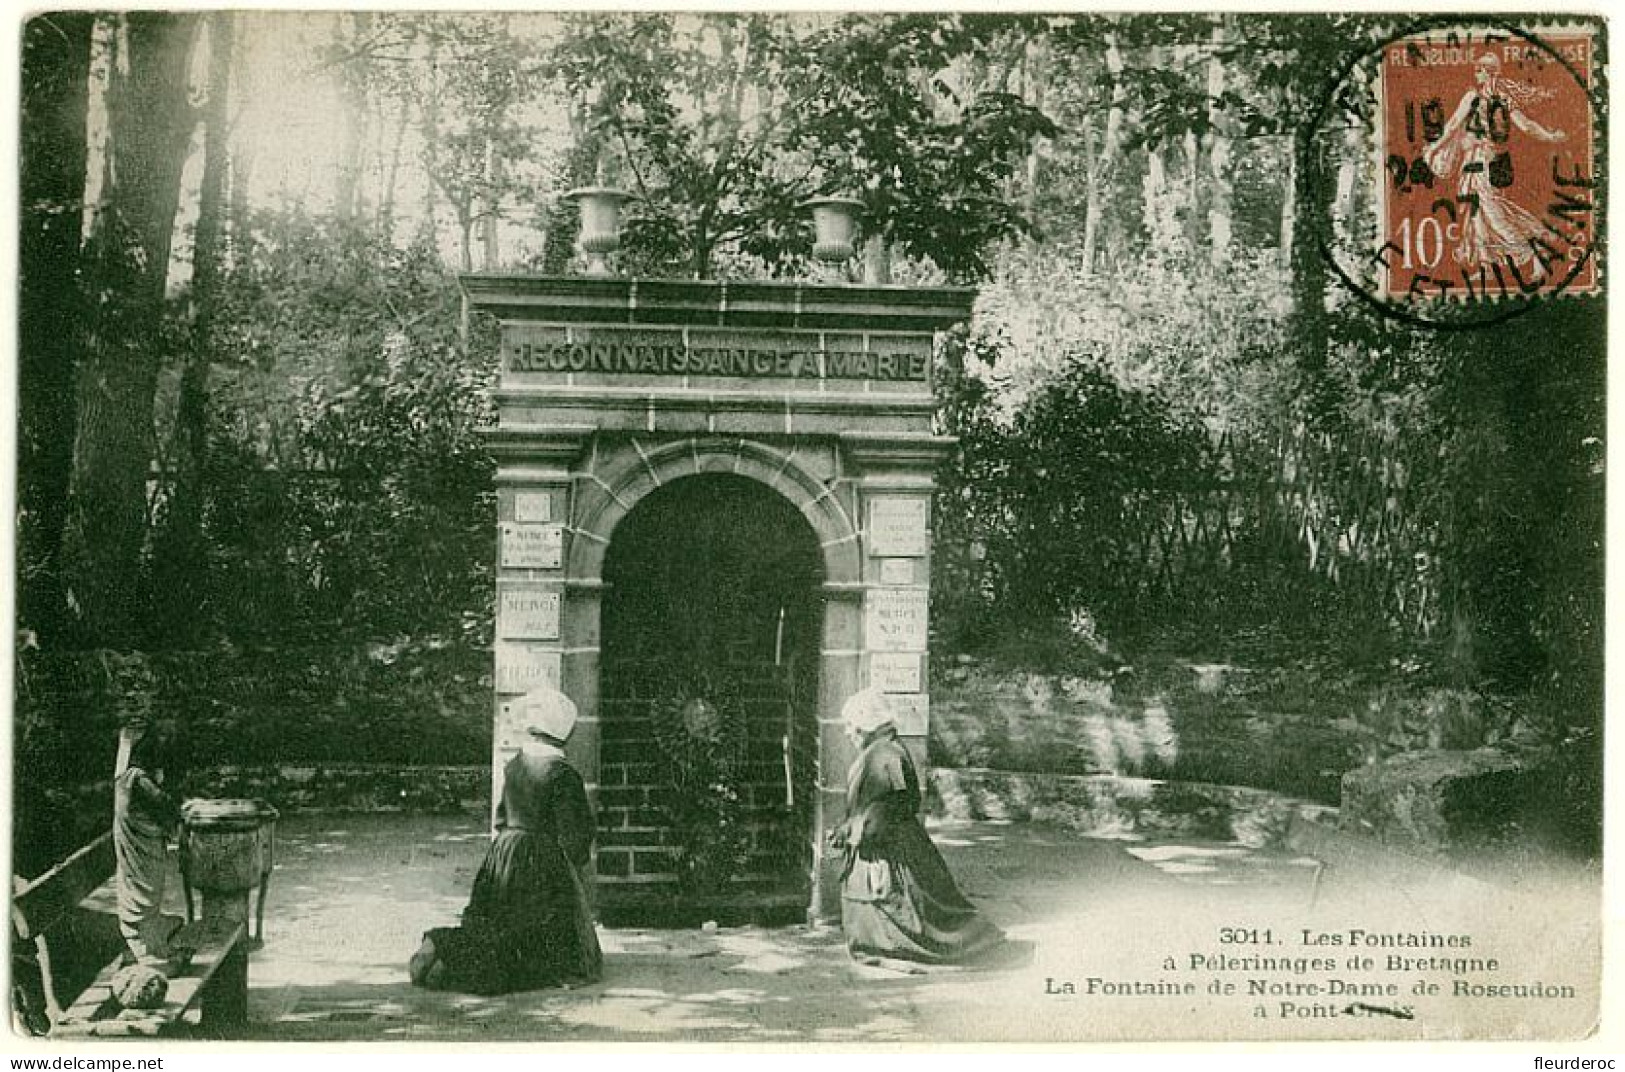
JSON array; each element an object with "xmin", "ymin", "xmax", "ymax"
[
  {"xmin": 871, "ymin": 652, "xmax": 921, "ymax": 693},
  {"xmin": 495, "ymin": 643, "xmax": 562, "ymax": 695}
]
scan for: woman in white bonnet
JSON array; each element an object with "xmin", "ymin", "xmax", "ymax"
[
  {"xmin": 831, "ymin": 687, "xmax": 1007, "ymax": 966},
  {"xmin": 410, "ymin": 684, "xmax": 602, "ymax": 993}
]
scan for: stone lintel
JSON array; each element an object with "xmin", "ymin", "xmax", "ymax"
[{"xmin": 495, "ymin": 466, "xmax": 575, "ymax": 486}]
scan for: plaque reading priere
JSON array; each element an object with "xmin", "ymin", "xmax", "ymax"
[
  {"xmin": 865, "ymin": 588, "xmax": 929, "ymax": 652},
  {"xmin": 869, "ymin": 497, "xmax": 928, "ymax": 557},
  {"xmin": 501, "ymin": 523, "xmax": 564, "ymax": 569},
  {"xmin": 498, "ymin": 586, "xmax": 561, "ymax": 640},
  {"xmin": 871, "ymin": 652, "xmax": 922, "ymax": 693},
  {"xmin": 495, "ymin": 642, "xmax": 562, "ymax": 694},
  {"xmin": 513, "ymin": 489, "xmax": 553, "ymax": 524}
]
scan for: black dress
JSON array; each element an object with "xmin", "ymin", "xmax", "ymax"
[
  {"xmin": 837, "ymin": 726, "xmax": 1006, "ymax": 964},
  {"xmin": 411, "ymin": 749, "xmax": 602, "ymax": 993}
]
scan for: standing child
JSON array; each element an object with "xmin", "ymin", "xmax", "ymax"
[{"xmin": 113, "ymin": 719, "xmax": 182, "ymax": 964}]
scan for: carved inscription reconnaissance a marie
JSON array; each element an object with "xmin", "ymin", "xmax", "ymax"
[{"xmin": 503, "ymin": 326, "xmax": 931, "ymax": 382}]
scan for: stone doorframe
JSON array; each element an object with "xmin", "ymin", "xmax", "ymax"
[{"xmin": 466, "ymin": 275, "xmax": 974, "ymax": 921}]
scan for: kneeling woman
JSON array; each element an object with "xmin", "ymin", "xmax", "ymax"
[
  {"xmin": 833, "ymin": 688, "xmax": 1009, "ymax": 966},
  {"xmin": 410, "ymin": 685, "xmax": 602, "ymax": 993}
]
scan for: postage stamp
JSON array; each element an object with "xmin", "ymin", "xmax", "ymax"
[{"xmin": 1375, "ymin": 26, "xmax": 1598, "ymax": 303}]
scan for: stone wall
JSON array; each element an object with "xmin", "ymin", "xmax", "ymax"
[
  {"xmin": 929, "ymin": 767, "xmax": 1335, "ymax": 849},
  {"xmin": 928, "ymin": 662, "xmax": 1365, "ymax": 805},
  {"xmin": 15, "ymin": 644, "xmax": 1373, "ymax": 878},
  {"xmin": 1337, "ymin": 748, "xmax": 1569, "ymax": 869}
]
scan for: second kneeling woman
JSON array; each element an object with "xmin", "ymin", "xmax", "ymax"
[
  {"xmin": 410, "ymin": 684, "xmax": 602, "ymax": 994},
  {"xmin": 833, "ymin": 688, "xmax": 1010, "ymax": 966}
]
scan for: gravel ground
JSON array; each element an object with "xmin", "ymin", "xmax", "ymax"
[{"xmin": 238, "ymin": 811, "xmax": 1371, "ymax": 1043}]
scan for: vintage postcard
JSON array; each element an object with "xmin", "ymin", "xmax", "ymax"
[{"xmin": 7, "ymin": 8, "xmax": 1613, "ymax": 1048}]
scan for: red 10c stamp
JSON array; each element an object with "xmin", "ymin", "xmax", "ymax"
[{"xmin": 1377, "ymin": 27, "xmax": 1597, "ymax": 302}]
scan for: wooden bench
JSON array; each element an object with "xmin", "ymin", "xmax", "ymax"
[{"xmin": 11, "ymin": 834, "xmax": 250, "ymax": 1038}]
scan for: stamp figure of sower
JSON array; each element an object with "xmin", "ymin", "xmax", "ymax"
[
  {"xmin": 1423, "ymin": 52, "xmax": 1568, "ymax": 280},
  {"xmin": 1378, "ymin": 27, "xmax": 1597, "ymax": 302}
]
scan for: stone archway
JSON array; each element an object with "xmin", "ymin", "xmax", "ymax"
[
  {"xmin": 565, "ymin": 436, "xmax": 863, "ymax": 586},
  {"xmin": 466, "ymin": 275, "xmax": 971, "ymax": 922},
  {"xmin": 595, "ymin": 472, "xmax": 825, "ymax": 922},
  {"xmin": 554, "ymin": 437, "xmax": 865, "ymax": 922}
]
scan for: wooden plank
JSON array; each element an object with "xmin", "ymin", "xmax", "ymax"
[
  {"xmin": 11, "ymin": 834, "xmax": 116, "ymax": 940},
  {"xmin": 53, "ymin": 919, "xmax": 247, "ymax": 1038}
]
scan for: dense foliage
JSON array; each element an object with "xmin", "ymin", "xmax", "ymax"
[
  {"xmin": 13, "ymin": 12, "xmax": 1605, "ymax": 860},
  {"xmin": 150, "ymin": 216, "xmax": 499, "ymax": 648},
  {"xmin": 546, "ymin": 13, "xmax": 1055, "ymax": 280}
]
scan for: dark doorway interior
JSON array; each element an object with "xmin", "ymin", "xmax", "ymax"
[{"xmin": 598, "ymin": 474, "xmax": 823, "ymax": 924}]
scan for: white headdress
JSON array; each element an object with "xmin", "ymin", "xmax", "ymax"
[
  {"xmin": 841, "ymin": 687, "xmax": 895, "ymax": 735},
  {"xmin": 515, "ymin": 683, "xmax": 578, "ymax": 744}
]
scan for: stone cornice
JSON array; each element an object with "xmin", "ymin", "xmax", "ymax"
[
  {"xmin": 838, "ymin": 431, "xmax": 958, "ymax": 471},
  {"xmin": 482, "ymin": 424, "xmax": 594, "ymax": 465},
  {"xmin": 492, "ymin": 386, "xmax": 935, "ymax": 417},
  {"xmin": 461, "ymin": 274, "xmax": 977, "ymax": 334}
]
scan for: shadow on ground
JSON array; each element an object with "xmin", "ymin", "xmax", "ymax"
[{"xmin": 239, "ymin": 812, "xmax": 1334, "ymax": 1042}]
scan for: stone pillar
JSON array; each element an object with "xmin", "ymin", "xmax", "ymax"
[
  {"xmin": 812, "ymin": 585, "xmax": 864, "ymax": 923},
  {"xmin": 843, "ymin": 433, "xmax": 953, "ymax": 770},
  {"xmin": 488, "ymin": 431, "xmax": 589, "ymax": 820}
]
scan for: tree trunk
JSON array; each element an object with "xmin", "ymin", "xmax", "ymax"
[
  {"xmin": 416, "ymin": 32, "xmax": 443, "ymax": 246},
  {"xmin": 1173, "ymin": 41, "xmax": 1204, "ymax": 258},
  {"xmin": 152, "ymin": 12, "xmax": 232, "ymax": 644},
  {"xmin": 18, "ymin": 13, "xmax": 95, "ymax": 648},
  {"xmin": 227, "ymin": 116, "xmax": 254, "ymax": 270},
  {"xmin": 1143, "ymin": 146, "xmax": 1180, "ymax": 255},
  {"xmin": 1206, "ymin": 18, "xmax": 1233, "ymax": 267},
  {"xmin": 61, "ymin": 12, "xmax": 199, "ymax": 649},
  {"xmin": 1278, "ymin": 139, "xmax": 1296, "ymax": 268},
  {"xmin": 456, "ymin": 203, "xmax": 474, "ymax": 273},
  {"xmin": 226, "ymin": 153, "xmax": 253, "ymax": 262},
  {"xmin": 479, "ymin": 135, "xmax": 500, "ymax": 269},
  {"xmin": 1022, "ymin": 36, "xmax": 1047, "ymax": 218},
  {"xmin": 1289, "ymin": 122, "xmax": 1331, "ymax": 398},
  {"xmin": 333, "ymin": 12, "xmax": 372, "ymax": 223},
  {"xmin": 862, "ymin": 235, "xmax": 892, "ymax": 285},
  {"xmin": 1333, "ymin": 118, "xmax": 1365, "ymax": 253},
  {"xmin": 377, "ymin": 96, "xmax": 410, "ymax": 236},
  {"xmin": 1183, "ymin": 128, "xmax": 1202, "ymax": 258},
  {"xmin": 1081, "ymin": 33, "xmax": 1124, "ymax": 276}
]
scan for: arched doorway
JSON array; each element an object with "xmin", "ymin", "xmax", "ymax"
[{"xmin": 597, "ymin": 474, "xmax": 824, "ymax": 924}]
